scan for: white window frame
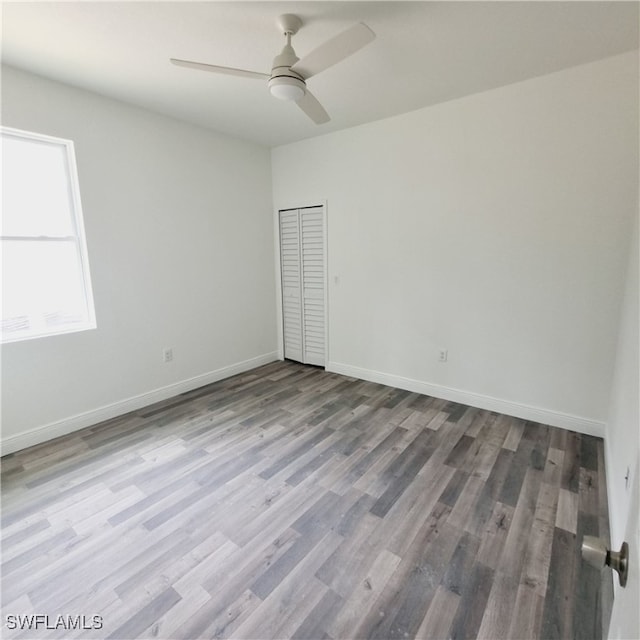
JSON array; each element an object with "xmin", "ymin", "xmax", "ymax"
[{"xmin": 1, "ymin": 126, "xmax": 96, "ymax": 343}]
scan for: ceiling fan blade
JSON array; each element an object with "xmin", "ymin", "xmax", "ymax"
[
  {"xmin": 291, "ymin": 23, "xmax": 375, "ymax": 80},
  {"xmin": 170, "ymin": 58, "xmax": 269, "ymax": 80},
  {"xmin": 296, "ymin": 90, "xmax": 330, "ymax": 125}
]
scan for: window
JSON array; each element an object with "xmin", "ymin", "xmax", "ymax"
[{"xmin": 1, "ymin": 127, "xmax": 96, "ymax": 343}]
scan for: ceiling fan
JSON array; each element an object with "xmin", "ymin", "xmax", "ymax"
[{"xmin": 170, "ymin": 14, "xmax": 375, "ymax": 125}]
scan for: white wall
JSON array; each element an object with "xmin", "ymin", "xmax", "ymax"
[
  {"xmin": 2, "ymin": 52, "xmax": 637, "ymax": 453},
  {"xmin": 1, "ymin": 66, "xmax": 277, "ymax": 453},
  {"xmin": 272, "ymin": 52, "xmax": 639, "ymax": 434}
]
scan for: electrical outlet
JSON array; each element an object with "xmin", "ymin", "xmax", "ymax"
[
  {"xmin": 162, "ymin": 347, "xmax": 173, "ymax": 363},
  {"xmin": 438, "ymin": 349, "xmax": 448, "ymax": 362}
]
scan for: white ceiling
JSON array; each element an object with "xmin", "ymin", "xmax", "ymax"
[{"xmin": 2, "ymin": 1, "xmax": 638, "ymax": 147}]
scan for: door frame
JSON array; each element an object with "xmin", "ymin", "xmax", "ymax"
[{"xmin": 274, "ymin": 200, "xmax": 328, "ymax": 366}]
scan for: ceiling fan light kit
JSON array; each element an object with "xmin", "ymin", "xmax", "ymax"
[
  {"xmin": 170, "ymin": 14, "xmax": 375, "ymax": 125},
  {"xmin": 269, "ymin": 76, "xmax": 305, "ymax": 101}
]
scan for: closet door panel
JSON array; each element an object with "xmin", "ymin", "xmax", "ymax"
[
  {"xmin": 300, "ymin": 207, "xmax": 325, "ymax": 366},
  {"xmin": 279, "ymin": 209, "xmax": 303, "ymax": 363}
]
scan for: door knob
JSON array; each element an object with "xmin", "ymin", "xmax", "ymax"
[{"xmin": 581, "ymin": 536, "xmax": 629, "ymax": 587}]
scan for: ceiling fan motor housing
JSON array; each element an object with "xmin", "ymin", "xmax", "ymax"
[{"xmin": 269, "ymin": 39, "xmax": 306, "ymax": 101}]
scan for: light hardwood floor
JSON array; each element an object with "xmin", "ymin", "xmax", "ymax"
[{"xmin": 1, "ymin": 361, "xmax": 612, "ymax": 639}]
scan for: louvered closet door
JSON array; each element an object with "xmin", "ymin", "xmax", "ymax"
[
  {"xmin": 279, "ymin": 206, "xmax": 325, "ymax": 367},
  {"xmin": 280, "ymin": 209, "xmax": 303, "ymax": 363},
  {"xmin": 300, "ymin": 207, "xmax": 325, "ymax": 366}
]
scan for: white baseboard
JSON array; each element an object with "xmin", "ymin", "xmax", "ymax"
[
  {"xmin": 3, "ymin": 354, "xmax": 604, "ymax": 456},
  {"xmin": 327, "ymin": 361, "xmax": 605, "ymax": 438},
  {"xmin": 1, "ymin": 352, "xmax": 278, "ymax": 456}
]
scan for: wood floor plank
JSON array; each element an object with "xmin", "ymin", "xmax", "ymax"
[
  {"xmin": 556, "ymin": 487, "xmax": 579, "ymax": 533},
  {"xmin": 501, "ymin": 416, "xmax": 525, "ymax": 452},
  {"xmin": 415, "ymin": 585, "xmax": 460, "ymax": 639},
  {"xmin": 105, "ymin": 586, "xmax": 182, "ymax": 640},
  {"xmin": 447, "ymin": 474, "xmax": 485, "ymax": 533},
  {"xmin": 385, "ymin": 468, "xmax": 454, "ymax": 556},
  {"xmin": 441, "ymin": 531, "xmax": 481, "ymax": 597},
  {"xmin": 178, "ymin": 587, "xmax": 261, "ymax": 640},
  {"xmin": 140, "ymin": 584, "xmax": 211, "ymax": 639},
  {"xmin": 476, "ymin": 571, "xmax": 521, "ymax": 640},
  {"xmin": 448, "ymin": 560, "xmax": 495, "ymax": 640},
  {"xmin": 466, "ymin": 447, "xmax": 514, "ymax": 538},
  {"xmin": 498, "ymin": 466, "xmax": 544, "ymax": 579},
  {"xmin": 173, "ymin": 541, "xmax": 292, "ymax": 639},
  {"xmin": 354, "ymin": 519, "xmax": 462, "ymax": 640},
  {"xmin": 325, "ymin": 548, "xmax": 401, "ymax": 639},
  {"xmin": 1, "ymin": 360, "xmax": 610, "ymax": 640},
  {"xmin": 477, "ymin": 502, "xmax": 513, "ymax": 570},
  {"xmin": 315, "ymin": 510, "xmax": 382, "ymax": 598},
  {"xmin": 525, "ymin": 482, "xmax": 559, "ymax": 593},
  {"xmin": 507, "ymin": 582, "xmax": 545, "ymax": 640},
  {"xmin": 540, "ymin": 527, "xmax": 578, "ymax": 640},
  {"xmin": 291, "ymin": 588, "xmax": 344, "ymax": 640},
  {"xmin": 235, "ymin": 531, "xmax": 343, "ymax": 640},
  {"xmin": 172, "ymin": 537, "xmax": 239, "ymax": 598},
  {"xmin": 250, "ymin": 490, "xmax": 349, "ymax": 600}
]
